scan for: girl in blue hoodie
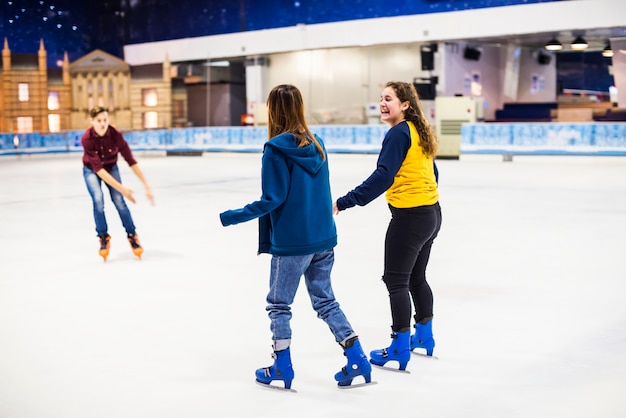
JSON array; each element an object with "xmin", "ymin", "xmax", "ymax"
[{"xmin": 220, "ymin": 84, "xmax": 372, "ymax": 390}]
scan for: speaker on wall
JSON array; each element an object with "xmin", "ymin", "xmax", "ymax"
[
  {"xmin": 413, "ymin": 76, "xmax": 438, "ymax": 100},
  {"xmin": 414, "ymin": 83, "xmax": 436, "ymax": 100},
  {"xmin": 421, "ymin": 50, "xmax": 434, "ymax": 70},
  {"xmin": 463, "ymin": 46, "xmax": 481, "ymax": 61},
  {"xmin": 420, "ymin": 43, "xmax": 437, "ymax": 71},
  {"xmin": 537, "ymin": 52, "xmax": 552, "ymax": 65}
]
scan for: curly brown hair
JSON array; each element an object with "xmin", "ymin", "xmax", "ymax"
[{"xmin": 385, "ymin": 81, "xmax": 438, "ymax": 158}]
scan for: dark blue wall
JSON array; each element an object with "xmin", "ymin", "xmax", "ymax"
[{"xmin": 557, "ymin": 52, "xmax": 615, "ymax": 92}]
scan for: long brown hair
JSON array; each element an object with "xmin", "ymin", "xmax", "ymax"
[
  {"xmin": 386, "ymin": 81, "xmax": 438, "ymax": 158},
  {"xmin": 266, "ymin": 84, "xmax": 325, "ymax": 160}
]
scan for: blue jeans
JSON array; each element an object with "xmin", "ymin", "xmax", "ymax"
[
  {"xmin": 83, "ymin": 164, "xmax": 136, "ymax": 237},
  {"xmin": 266, "ymin": 249, "xmax": 355, "ymax": 344}
]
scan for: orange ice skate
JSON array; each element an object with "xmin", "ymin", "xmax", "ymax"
[
  {"xmin": 127, "ymin": 233, "xmax": 143, "ymax": 259},
  {"xmin": 98, "ymin": 233, "xmax": 111, "ymax": 261}
]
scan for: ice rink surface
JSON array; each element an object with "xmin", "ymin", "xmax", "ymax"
[{"xmin": 1, "ymin": 151, "xmax": 625, "ymax": 418}]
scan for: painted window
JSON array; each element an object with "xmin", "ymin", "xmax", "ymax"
[
  {"xmin": 48, "ymin": 114, "xmax": 61, "ymax": 132},
  {"xmin": 143, "ymin": 111, "xmax": 158, "ymax": 128},
  {"xmin": 142, "ymin": 88, "xmax": 158, "ymax": 107},
  {"xmin": 17, "ymin": 117, "xmax": 33, "ymax": 133},
  {"xmin": 48, "ymin": 91, "xmax": 60, "ymax": 110},
  {"xmin": 18, "ymin": 83, "xmax": 29, "ymax": 102}
]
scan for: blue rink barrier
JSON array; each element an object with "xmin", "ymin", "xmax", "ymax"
[
  {"xmin": 1, "ymin": 122, "xmax": 626, "ymax": 156},
  {"xmin": 462, "ymin": 122, "xmax": 626, "ymax": 156},
  {"xmin": 0, "ymin": 125, "xmax": 389, "ymax": 156}
]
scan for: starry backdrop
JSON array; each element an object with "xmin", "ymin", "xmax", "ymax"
[
  {"xmin": 1, "ymin": 0, "xmax": 563, "ymax": 66},
  {"xmin": 1, "ymin": 0, "xmax": 611, "ymax": 91}
]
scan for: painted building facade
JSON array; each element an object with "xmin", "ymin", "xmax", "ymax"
[{"xmin": 0, "ymin": 38, "xmax": 179, "ymax": 134}]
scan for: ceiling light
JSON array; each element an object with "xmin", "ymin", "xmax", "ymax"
[
  {"xmin": 571, "ymin": 36, "xmax": 588, "ymax": 50},
  {"xmin": 602, "ymin": 41, "xmax": 613, "ymax": 58},
  {"xmin": 544, "ymin": 38, "xmax": 562, "ymax": 51}
]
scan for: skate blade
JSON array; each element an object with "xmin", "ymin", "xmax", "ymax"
[
  {"xmin": 337, "ymin": 380, "xmax": 378, "ymax": 389},
  {"xmin": 255, "ymin": 380, "xmax": 297, "ymax": 393},
  {"xmin": 411, "ymin": 351, "xmax": 439, "ymax": 360},
  {"xmin": 371, "ymin": 364, "xmax": 410, "ymax": 374}
]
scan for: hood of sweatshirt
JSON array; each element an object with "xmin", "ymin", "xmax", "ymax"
[{"xmin": 264, "ymin": 133, "xmax": 325, "ymax": 175}]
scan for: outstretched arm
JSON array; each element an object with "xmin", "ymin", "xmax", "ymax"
[
  {"xmin": 96, "ymin": 168, "xmax": 136, "ymax": 204},
  {"xmin": 220, "ymin": 153, "xmax": 288, "ymax": 226},
  {"xmin": 335, "ymin": 129, "xmax": 409, "ymax": 212}
]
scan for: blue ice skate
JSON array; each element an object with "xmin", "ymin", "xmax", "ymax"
[
  {"xmin": 334, "ymin": 336, "xmax": 373, "ymax": 388},
  {"xmin": 255, "ymin": 347, "xmax": 295, "ymax": 390}
]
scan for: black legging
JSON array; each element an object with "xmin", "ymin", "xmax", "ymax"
[{"xmin": 382, "ymin": 202, "xmax": 442, "ymax": 332}]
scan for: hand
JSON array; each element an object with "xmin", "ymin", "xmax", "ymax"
[
  {"xmin": 145, "ymin": 188, "xmax": 155, "ymax": 205},
  {"xmin": 121, "ymin": 186, "xmax": 136, "ymax": 204},
  {"xmin": 332, "ymin": 201, "xmax": 339, "ymax": 216}
]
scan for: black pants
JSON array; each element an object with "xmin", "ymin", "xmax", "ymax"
[{"xmin": 383, "ymin": 202, "xmax": 442, "ymax": 332}]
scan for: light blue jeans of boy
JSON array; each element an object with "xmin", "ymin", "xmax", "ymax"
[
  {"xmin": 266, "ymin": 249, "xmax": 356, "ymax": 349},
  {"xmin": 83, "ymin": 164, "xmax": 136, "ymax": 237}
]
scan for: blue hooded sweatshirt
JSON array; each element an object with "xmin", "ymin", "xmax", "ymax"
[{"xmin": 219, "ymin": 133, "xmax": 337, "ymax": 256}]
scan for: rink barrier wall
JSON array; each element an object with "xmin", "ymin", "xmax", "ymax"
[
  {"xmin": 1, "ymin": 122, "xmax": 626, "ymax": 157},
  {"xmin": 461, "ymin": 122, "xmax": 626, "ymax": 156}
]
